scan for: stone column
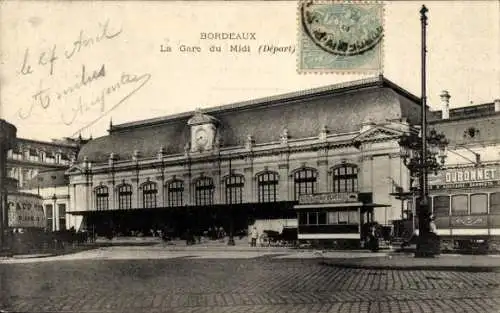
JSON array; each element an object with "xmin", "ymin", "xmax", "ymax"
[
  {"xmin": 156, "ymin": 149, "xmax": 167, "ymax": 208},
  {"xmin": 317, "ymin": 159, "xmax": 329, "ymax": 193},
  {"xmin": 278, "ymin": 164, "xmax": 289, "ymax": 201},
  {"xmin": 108, "ymin": 154, "xmax": 116, "ymax": 210},
  {"xmin": 389, "ymin": 152, "xmax": 407, "ymax": 221},
  {"xmin": 360, "ymin": 155, "xmax": 373, "ymax": 193},
  {"xmin": 212, "ymin": 168, "xmax": 221, "ymax": 205},
  {"xmin": 158, "ymin": 178, "xmax": 165, "ymax": 208},
  {"xmin": 244, "ymin": 167, "xmax": 253, "ymax": 203},
  {"xmin": 182, "ymin": 172, "xmax": 191, "ymax": 206},
  {"xmin": 277, "ymin": 149, "xmax": 290, "ymax": 201},
  {"xmin": 132, "ymin": 151, "xmax": 141, "ymax": 209},
  {"xmin": 371, "ymin": 154, "xmax": 391, "ymax": 225}
]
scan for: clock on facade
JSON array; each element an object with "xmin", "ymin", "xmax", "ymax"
[
  {"xmin": 188, "ymin": 110, "xmax": 219, "ymax": 153},
  {"xmin": 195, "ymin": 128, "xmax": 208, "ymax": 147}
]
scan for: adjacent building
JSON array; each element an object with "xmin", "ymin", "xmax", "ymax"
[
  {"xmin": 21, "ymin": 169, "xmax": 71, "ymax": 231},
  {"xmin": 6, "ymin": 136, "xmax": 89, "ymax": 231},
  {"xmin": 427, "ymin": 95, "xmax": 500, "ymax": 247},
  {"xmin": 7, "ymin": 137, "xmax": 84, "ymax": 189}
]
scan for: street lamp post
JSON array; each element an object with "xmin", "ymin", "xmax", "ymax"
[
  {"xmin": 83, "ymin": 157, "xmax": 94, "ymax": 238},
  {"xmin": 51, "ymin": 174, "xmax": 57, "ymax": 231},
  {"xmin": 398, "ymin": 5, "xmax": 450, "ymax": 258},
  {"xmin": 400, "ymin": 128, "xmax": 448, "ymax": 257},
  {"xmin": 420, "ymin": 5, "xmax": 429, "ymax": 214},
  {"xmin": 51, "ymin": 193, "xmax": 57, "ymax": 232}
]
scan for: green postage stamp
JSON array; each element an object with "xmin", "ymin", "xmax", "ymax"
[{"xmin": 298, "ymin": 0, "xmax": 385, "ymax": 74}]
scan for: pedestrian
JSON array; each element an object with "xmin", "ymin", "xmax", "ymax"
[
  {"xmin": 250, "ymin": 226, "xmax": 258, "ymax": 247},
  {"xmin": 368, "ymin": 223, "xmax": 380, "ymax": 252},
  {"xmin": 185, "ymin": 228, "xmax": 192, "ymax": 245},
  {"xmin": 218, "ymin": 227, "xmax": 225, "ymax": 241},
  {"xmin": 429, "ymin": 214, "xmax": 437, "ymax": 234}
]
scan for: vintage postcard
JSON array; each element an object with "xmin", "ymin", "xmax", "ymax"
[{"xmin": 0, "ymin": 1, "xmax": 499, "ymax": 313}]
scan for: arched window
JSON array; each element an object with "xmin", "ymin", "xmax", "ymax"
[
  {"xmin": 95, "ymin": 186, "xmax": 109, "ymax": 210},
  {"xmin": 332, "ymin": 164, "xmax": 358, "ymax": 193},
  {"xmin": 257, "ymin": 171, "xmax": 279, "ymax": 202},
  {"xmin": 117, "ymin": 184, "xmax": 133, "ymax": 209},
  {"xmin": 293, "ymin": 168, "xmax": 317, "ymax": 201},
  {"xmin": 167, "ymin": 180, "xmax": 184, "ymax": 207},
  {"xmin": 195, "ymin": 177, "xmax": 214, "ymax": 206},
  {"xmin": 225, "ymin": 175, "xmax": 244, "ymax": 204},
  {"xmin": 432, "ymin": 195, "xmax": 450, "ymax": 216},
  {"xmin": 142, "ymin": 181, "xmax": 158, "ymax": 208}
]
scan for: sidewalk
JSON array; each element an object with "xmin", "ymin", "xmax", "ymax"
[
  {"xmin": 321, "ymin": 252, "xmax": 500, "ymax": 271},
  {"xmin": 5, "ymin": 236, "xmax": 500, "ymax": 271},
  {"xmin": 0, "ymin": 243, "xmax": 105, "ymax": 260},
  {"xmin": 158, "ymin": 238, "xmax": 294, "ymax": 252}
]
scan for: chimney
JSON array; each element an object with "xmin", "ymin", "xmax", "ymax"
[
  {"xmin": 440, "ymin": 90, "xmax": 451, "ymax": 119},
  {"xmin": 495, "ymin": 99, "xmax": 500, "ymax": 112}
]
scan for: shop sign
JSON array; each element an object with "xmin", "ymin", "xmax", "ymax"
[
  {"xmin": 429, "ymin": 165, "xmax": 500, "ymax": 189},
  {"xmin": 7, "ymin": 194, "xmax": 46, "ymax": 228},
  {"xmin": 299, "ymin": 192, "xmax": 358, "ymax": 204}
]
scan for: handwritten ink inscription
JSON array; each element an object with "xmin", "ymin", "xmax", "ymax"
[
  {"xmin": 16, "ymin": 19, "xmax": 151, "ymax": 134},
  {"xmin": 19, "ymin": 64, "xmax": 107, "ymax": 119},
  {"xmin": 19, "ymin": 19, "xmax": 122, "ymax": 77},
  {"xmin": 63, "ymin": 72, "xmax": 152, "ymax": 133}
]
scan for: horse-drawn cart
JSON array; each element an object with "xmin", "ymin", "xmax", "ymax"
[{"xmin": 259, "ymin": 228, "xmax": 298, "ymax": 247}]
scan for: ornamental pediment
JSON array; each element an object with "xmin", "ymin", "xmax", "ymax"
[
  {"xmin": 187, "ymin": 109, "xmax": 219, "ymax": 126},
  {"xmin": 353, "ymin": 125, "xmax": 403, "ymax": 143},
  {"xmin": 65, "ymin": 165, "xmax": 84, "ymax": 175}
]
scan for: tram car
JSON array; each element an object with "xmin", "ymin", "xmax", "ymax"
[
  {"xmin": 431, "ymin": 192, "xmax": 500, "ymax": 252},
  {"xmin": 394, "ymin": 165, "xmax": 500, "ymax": 253}
]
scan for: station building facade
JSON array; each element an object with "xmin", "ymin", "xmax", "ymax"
[{"xmin": 66, "ymin": 76, "xmax": 423, "ymax": 242}]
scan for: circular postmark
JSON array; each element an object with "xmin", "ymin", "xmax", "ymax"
[{"xmin": 301, "ymin": 1, "xmax": 383, "ymax": 57}]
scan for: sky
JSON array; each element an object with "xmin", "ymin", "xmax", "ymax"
[{"xmin": 0, "ymin": 0, "xmax": 498, "ymax": 141}]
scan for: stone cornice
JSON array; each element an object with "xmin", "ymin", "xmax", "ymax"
[{"xmin": 76, "ymin": 134, "xmax": 400, "ymax": 176}]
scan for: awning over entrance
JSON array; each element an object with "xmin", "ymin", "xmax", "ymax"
[{"xmin": 69, "ymin": 201, "xmax": 298, "ymax": 236}]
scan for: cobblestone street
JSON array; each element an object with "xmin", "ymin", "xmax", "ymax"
[{"xmin": 1, "ymin": 249, "xmax": 500, "ymax": 313}]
